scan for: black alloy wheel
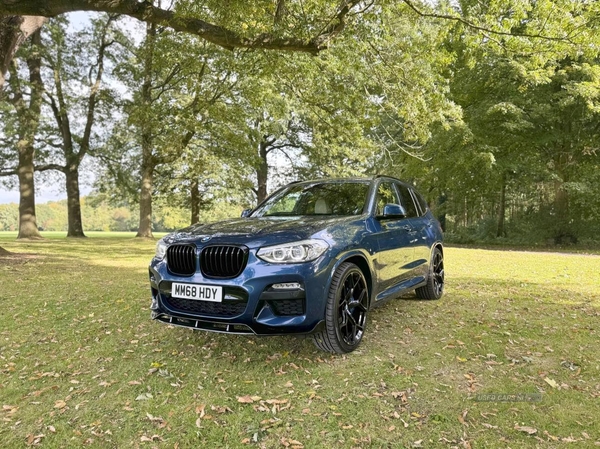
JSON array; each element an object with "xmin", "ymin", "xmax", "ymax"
[
  {"xmin": 416, "ymin": 247, "xmax": 444, "ymax": 300},
  {"xmin": 313, "ymin": 262, "xmax": 369, "ymax": 354}
]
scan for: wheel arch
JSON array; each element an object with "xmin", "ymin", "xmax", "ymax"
[
  {"xmin": 432, "ymin": 241, "xmax": 444, "ymax": 258},
  {"xmin": 333, "ymin": 251, "xmax": 374, "ymax": 308}
]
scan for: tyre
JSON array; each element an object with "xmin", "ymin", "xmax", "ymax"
[
  {"xmin": 313, "ymin": 262, "xmax": 369, "ymax": 354},
  {"xmin": 416, "ymin": 246, "xmax": 444, "ymax": 300}
]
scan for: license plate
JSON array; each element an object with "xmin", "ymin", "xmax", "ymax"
[{"xmin": 171, "ymin": 283, "xmax": 222, "ymax": 302}]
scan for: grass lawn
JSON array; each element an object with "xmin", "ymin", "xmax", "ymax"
[{"xmin": 0, "ymin": 234, "xmax": 598, "ymax": 448}]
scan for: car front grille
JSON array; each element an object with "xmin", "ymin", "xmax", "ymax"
[
  {"xmin": 200, "ymin": 246, "xmax": 247, "ymax": 278},
  {"xmin": 164, "ymin": 297, "xmax": 247, "ymax": 317},
  {"xmin": 167, "ymin": 244, "xmax": 197, "ymax": 276}
]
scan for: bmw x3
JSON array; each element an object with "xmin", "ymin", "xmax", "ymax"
[{"xmin": 149, "ymin": 176, "xmax": 444, "ymax": 353}]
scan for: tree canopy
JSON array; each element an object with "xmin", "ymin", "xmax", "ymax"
[{"xmin": 1, "ymin": 0, "xmax": 599, "ymax": 245}]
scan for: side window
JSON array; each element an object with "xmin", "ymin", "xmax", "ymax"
[
  {"xmin": 396, "ymin": 184, "xmax": 418, "ymax": 218},
  {"xmin": 376, "ymin": 182, "xmax": 400, "ymax": 216},
  {"xmin": 411, "ymin": 189, "xmax": 429, "ymax": 216}
]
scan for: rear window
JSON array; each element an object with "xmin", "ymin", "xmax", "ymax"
[
  {"xmin": 396, "ymin": 184, "xmax": 418, "ymax": 218},
  {"xmin": 411, "ymin": 189, "xmax": 429, "ymax": 216}
]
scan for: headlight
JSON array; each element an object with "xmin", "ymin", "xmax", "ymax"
[
  {"xmin": 257, "ymin": 239, "xmax": 329, "ymax": 264},
  {"xmin": 155, "ymin": 238, "xmax": 167, "ymax": 260}
]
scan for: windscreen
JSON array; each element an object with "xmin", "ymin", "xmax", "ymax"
[{"xmin": 254, "ymin": 182, "xmax": 370, "ymax": 217}]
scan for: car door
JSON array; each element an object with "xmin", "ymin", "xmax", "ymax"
[
  {"xmin": 371, "ymin": 181, "xmax": 415, "ymax": 293},
  {"xmin": 395, "ymin": 183, "xmax": 429, "ymax": 279}
]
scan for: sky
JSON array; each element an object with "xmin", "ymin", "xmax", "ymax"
[
  {"xmin": 0, "ymin": 189, "xmax": 61, "ymax": 204},
  {"xmin": 0, "ymin": 182, "xmax": 93, "ymax": 204}
]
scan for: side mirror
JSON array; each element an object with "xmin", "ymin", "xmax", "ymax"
[
  {"xmin": 241, "ymin": 209, "xmax": 252, "ymax": 218},
  {"xmin": 381, "ymin": 203, "xmax": 407, "ymax": 219}
]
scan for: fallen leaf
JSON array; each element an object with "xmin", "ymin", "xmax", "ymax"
[
  {"xmin": 211, "ymin": 405, "xmax": 233, "ymax": 414},
  {"xmin": 135, "ymin": 393, "xmax": 153, "ymax": 401},
  {"xmin": 54, "ymin": 400, "xmax": 67, "ymax": 409},
  {"xmin": 391, "ymin": 391, "xmax": 408, "ymax": 403},
  {"xmin": 515, "ymin": 425, "xmax": 537, "ymax": 435},
  {"xmin": 26, "ymin": 434, "xmax": 46, "ymax": 446},
  {"xmin": 140, "ymin": 434, "xmax": 163, "ymax": 442},
  {"xmin": 544, "ymin": 377, "xmax": 559, "ymax": 389},
  {"xmin": 146, "ymin": 413, "xmax": 164, "ymax": 423},
  {"xmin": 265, "ymin": 399, "xmax": 288, "ymax": 405},
  {"xmin": 237, "ymin": 395, "xmax": 261, "ymax": 404},
  {"xmin": 2, "ymin": 405, "xmax": 18, "ymax": 414}
]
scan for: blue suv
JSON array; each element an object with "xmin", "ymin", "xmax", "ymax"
[{"xmin": 149, "ymin": 176, "xmax": 444, "ymax": 353}]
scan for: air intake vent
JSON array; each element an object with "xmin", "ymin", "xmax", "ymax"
[
  {"xmin": 166, "ymin": 244, "xmax": 196, "ymax": 276},
  {"xmin": 200, "ymin": 246, "xmax": 247, "ymax": 278},
  {"xmin": 165, "ymin": 297, "xmax": 247, "ymax": 317}
]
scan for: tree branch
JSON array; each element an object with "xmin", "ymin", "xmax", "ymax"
[
  {"xmin": 80, "ymin": 15, "xmax": 115, "ymax": 163},
  {"xmin": 0, "ymin": 167, "xmax": 18, "ymax": 176},
  {"xmin": 314, "ymin": 0, "xmax": 363, "ymax": 48},
  {"xmin": 35, "ymin": 163, "xmax": 65, "ymax": 172},
  {"xmin": 401, "ymin": 0, "xmax": 576, "ymax": 43},
  {"xmin": 0, "ymin": 15, "xmax": 46, "ymax": 90},
  {"xmin": 6, "ymin": 58, "xmax": 23, "ymax": 105},
  {"xmin": 0, "ymin": 0, "xmax": 331, "ymax": 53}
]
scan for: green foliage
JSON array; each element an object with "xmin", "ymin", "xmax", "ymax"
[
  {"xmin": 3, "ymin": 1, "xmax": 600, "ymax": 245},
  {"xmin": 376, "ymin": 2, "xmax": 600, "ymax": 245}
]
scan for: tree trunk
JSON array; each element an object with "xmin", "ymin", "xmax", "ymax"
[
  {"xmin": 551, "ymin": 152, "xmax": 577, "ymax": 243},
  {"xmin": 496, "ymin": 172, "xmax": 506, "ymax": 238},
  {"xmin": 136, "ymin": 159, "xmax": 154, "ymax": 238},
  {"xmin": 15, "ymin": 29, "xmax": 43, "ymax": 240},
  {"xmin": 256, "ymin": 140, "xmax": 269, "ymax": 203},
  {"xmin": 16, "ymin": 141, "xmax": 41, "ymax": 239},
  {"xmin": 190, "ymin": 178, "xmax": 200, "ymax": 225},
  {"xmin": 65, "ymin": 166, "xmax": 85, "ymax": 237},
  {"xmin": 136, "ymin": 21, "xmax": 155, "ymax": 239}
]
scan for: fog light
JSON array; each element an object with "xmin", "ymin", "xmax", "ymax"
[{"xmin": 271, "ymin": 282, "xmax": 303, "ymax": 290}]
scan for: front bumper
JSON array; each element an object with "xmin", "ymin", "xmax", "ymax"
[{"xmin": 148, "ymin": 251, "xmax": 331, "ymax": 335}]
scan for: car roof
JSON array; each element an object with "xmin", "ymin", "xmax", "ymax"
[
  {"xmin": 291, "ymin": 177, "xmax": 371, "ymax": 185},
  {"xmin": 291, "ymin": 176, "xmax": 414, "ymax": 188}
]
